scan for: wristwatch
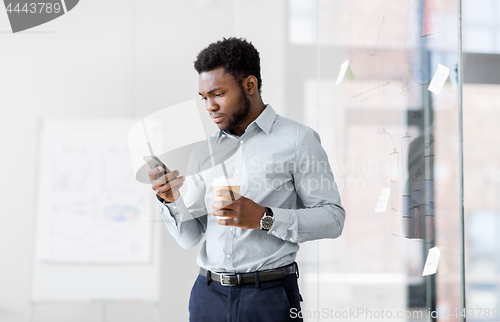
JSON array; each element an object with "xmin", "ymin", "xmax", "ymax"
[{"xmin": 260, "ymin": 207, "xmax": 274, "ymax": 231}]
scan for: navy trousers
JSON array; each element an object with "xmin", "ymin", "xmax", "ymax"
[{"xmin": 188, "ymin": 272, "xmax": 303, "ymax": 322}]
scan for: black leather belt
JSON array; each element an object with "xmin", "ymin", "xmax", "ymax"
[{"xmin": 199, "ymin": 262, "xmax": 298, "ymax": 286}]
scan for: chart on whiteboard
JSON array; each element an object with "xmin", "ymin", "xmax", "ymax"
[{"xmin": 35, "ymin": 120, "xmax": 152, "ymax": 263}]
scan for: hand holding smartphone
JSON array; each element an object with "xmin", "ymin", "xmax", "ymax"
[
  {"xmin": 144, "ymin": 155, "xmax": 184, "ymax": 203},
  {"xmin": 143, "ymin": 155, "xmax": 171, "ymax": 174}
]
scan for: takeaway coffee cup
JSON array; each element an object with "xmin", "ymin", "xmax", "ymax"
[
  {"xmin": 212, "ymin": 176, "xmax": 240, "ymax": 203},
  {"xmin": 212, "ymin": 176, "xmax": 240, "ymax": 221}
]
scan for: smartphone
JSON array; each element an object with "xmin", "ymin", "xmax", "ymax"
[{"xmin": 143, "ymin": 155, "xmax": 171, "ymax": 175}]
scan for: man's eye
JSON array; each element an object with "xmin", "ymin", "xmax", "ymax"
[
  {"xmin": 215, "ymin": 93, "xmax": 223, "ymax": 97},
  {"xmin": 200, "ymin": 97, "xmax": 207, "ymax": 101}
]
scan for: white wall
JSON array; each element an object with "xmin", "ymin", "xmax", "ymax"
[{"xmin": 0, "ymin": 0, "xmax": 286, "ymax": 321}]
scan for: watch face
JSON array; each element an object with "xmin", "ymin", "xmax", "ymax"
[{"xmin": 261, "ymin": 216, "xmax": 274, "ymax": 230}]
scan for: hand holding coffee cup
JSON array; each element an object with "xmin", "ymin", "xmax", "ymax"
[
  {"xmin": 212, "ymin": 176, "xmax": 241, "ymax": 220},
  {"xmin": 213, "ymin": 176, "xmax": 240, "ymax": 202},
  {"xmin": 211, "ymin": 176, "xmax": 266, "ymax": 229}
]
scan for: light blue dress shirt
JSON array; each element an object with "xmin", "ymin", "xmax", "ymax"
[{"xmin": 159, "ymin": 105, "xmax": 345, "ymax": 273}]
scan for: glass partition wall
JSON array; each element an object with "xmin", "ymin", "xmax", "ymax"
[
  {"xmin": 0, "ymin": 0, "xmax": 470, "ymax": 321},
  {"xmin": 286, "ymin": 0, "xmax": 464, "ymax": 321}
]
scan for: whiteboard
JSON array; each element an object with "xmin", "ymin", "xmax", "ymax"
[{"xmin": 32, "ymin": 119, "xmax": 160, "ymax": 303}]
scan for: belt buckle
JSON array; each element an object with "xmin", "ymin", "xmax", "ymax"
[
  {"xmin": 220, "ymin": 273, "xmax": 235, "ymax": 286},
  {"xmin": 220, "ymin": 273, "xmax": 243, "ymax": 286}
]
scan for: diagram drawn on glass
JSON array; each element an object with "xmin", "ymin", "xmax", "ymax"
[
  {"xmin": 377, "ymin": 108, "xmax": 434, "ymax": 241},
  {"xmin": 378, "ymin": 128, "xmax": 401, "ymax": 236},
  {"xmin": 401, "ymin": 73, "xmax": 412, "ymax": 96},
  {"xmin": 348, "ymin": 13, "xmax": 389, "ymax": 102}
]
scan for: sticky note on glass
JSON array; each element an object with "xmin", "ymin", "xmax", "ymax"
[
  {"xmin": 335, "ymin": 60, "xmax": 355, "ymax": 85},
  {"xmin": 422, "ymin": 246, "xmax": 441, "ymax": 276},
  {"xmin": 375, "ymin": 187, "xmax": 390, "ymax": 212},
  {"xmin": 428, "ymin": 64, "xmax": 450, "ymax": 94}
]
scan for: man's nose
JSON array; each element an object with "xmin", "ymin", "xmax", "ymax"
[{"xmin": 205, "ymin": 98, "xmax": 219, "ymax": 112}]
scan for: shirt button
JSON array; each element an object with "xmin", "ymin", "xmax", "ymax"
[
  {"xmin": 235, "ymin": 169, "xmax": 239, "ymax": 173},
  {"xmin": 226, "ymin": 254, "xmax": 232, "ymax": 259},
  {"xmin": 229, "ymin": 227, "xmax": 234, "ymax": 232},
  {"xmin": 240, "ymin": 140, "xmax": 244, "ymax": 144}
]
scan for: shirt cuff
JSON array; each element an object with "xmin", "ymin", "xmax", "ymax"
[
  {"xmin": 267, "ymin": 207, "xmax": 298, "ymax": 243},
  {"xmin": 158, "ymin": 195, "xmax": 184, "ymax": 229}
]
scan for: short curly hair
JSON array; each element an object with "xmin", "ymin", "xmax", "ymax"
[{"xmin": 194, "ymin": 37, "xmax": 262, "ymax": 94}]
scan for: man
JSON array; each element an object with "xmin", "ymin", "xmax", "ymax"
[{"xmin": 149, "ymin": 37, "xmax": 345, "ymax": 322}]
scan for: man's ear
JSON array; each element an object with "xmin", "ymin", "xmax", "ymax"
[{"xmin": 244, "ymin": 76, "xmax": 258, "ymax": 95}]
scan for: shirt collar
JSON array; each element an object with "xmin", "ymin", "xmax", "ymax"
[
  {"xmin": 216, "ymin": 104, "xmax": 277, "ymax": 142},
  {"xmin": 252, "ymin": 104, "xmax": 277, "ymax": 135}
]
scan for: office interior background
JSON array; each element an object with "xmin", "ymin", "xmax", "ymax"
[{"xmin": 0, "ymin": 0, "xmax": 499, "ymax": 321}]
